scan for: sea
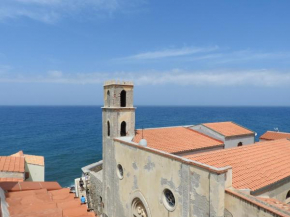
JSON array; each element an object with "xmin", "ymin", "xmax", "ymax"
[{"xmin": 1, "ymin": 106, "xmax": 290, "ymax": 187}]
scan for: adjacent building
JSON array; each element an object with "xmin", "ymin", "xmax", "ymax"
[
  {"xmin": 260, "ymin": 131, "xmax": 290, "ymax": 141},
  {"xmin": 0, "ymin": 151, "xmax": 44, "ymax": 182},
  {"xmin": 85, "ymin": 81, "xmax": 290, "ymax": 217}
]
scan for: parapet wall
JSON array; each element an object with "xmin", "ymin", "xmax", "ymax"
[{"xmin": 225, "ymin": 189, "xmax": 290, "ymax": 217}]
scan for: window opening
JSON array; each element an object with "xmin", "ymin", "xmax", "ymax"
[
  {"xmin": 121, "ymin": 121, "xmax": 126, "ymax": 136},
  {"xmin": 120, "ymin": 90, "xmax": 126, "ymax": 107}
]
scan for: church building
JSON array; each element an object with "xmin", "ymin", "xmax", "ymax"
[{"xmin": 86, "ymin": 81, "xmax": 290, "ymax": 217}]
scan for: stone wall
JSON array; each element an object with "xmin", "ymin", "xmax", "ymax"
[
  {"xmin": 102, "ymin": 139, "xmax": 228, "ymax": 217},
  {"xmin": 89, "ymin": 169, "xmax": 103, "ymax": 216}
]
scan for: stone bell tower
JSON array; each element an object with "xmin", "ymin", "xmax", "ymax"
[{"xmin": 102, "ymin": 80, "xmax": 135, "ymax": 216}]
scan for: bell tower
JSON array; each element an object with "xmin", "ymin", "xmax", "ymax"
[{"xmin": 102, "ymin": 80, "xmax": 135, "ymax": 216}]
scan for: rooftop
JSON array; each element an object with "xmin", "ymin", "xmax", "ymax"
[
  {"xmin": 133, "ymin": 126, "xmax": 224, "ymax": 154},
  {"xmin": 11, "ymin": 151, "xmax": 44, "ymax": 166},
  {"xmin": 260, "ymin": 131, "xmax": 290, "ymax": 141},
  {"xmin": 202, "ymin": 121, "xmax": 254, "ymax": 137},
  {"xmin": 24, "ymin": 154, "xmax": 45, "ymax": 166},
  {"xmin": 187, "ymin": 139, "xmax": 290, "ymax": 191},
  {"xmin": 1, "ymin": 182, "xmax": 96, "ymax": 217},
  {"xmin": 0, "ymin": 156, "xmax": 25, "ymax": 173}
]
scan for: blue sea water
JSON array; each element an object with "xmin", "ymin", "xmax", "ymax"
[{"xmin": 0, "ymin": 106, "xmax": 290, "ymax": 187}]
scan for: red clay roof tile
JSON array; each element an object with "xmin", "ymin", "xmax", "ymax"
[
  {"xmin": 0, "ymin": 156, "xmax": 25, "ymax": 172},
  {"xmin": 4, "ymin": 182, "xmax": 96, "ymax": 217},
  {"xmin": 260, "ymin": 131, "xmax": 290, "ymax": 141},
  {"xmin": 203, "ymin": 121, "xmax": 254, "ymax": 137},
  {"xmin": 187, "ymin": 139, "xmax": 290, "ymax": 191},
  {"xmin": 133, "ymin": 127, "xmax": 223, "ymax": 154}
]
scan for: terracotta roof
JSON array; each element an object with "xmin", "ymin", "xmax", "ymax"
[
  {"xmin": 0, "ymin": 181, "xmax": 62, "ymax": 192},
  {"xmin": 0, "ymin": 178, "xmax": 24, "ymax": 182},
  {"xmin": 258, "ymin": 197, "xmax": 290, "ymax": 213},
  {"xmin": 202, "ymin": 121, "xmax": 254, "ymax": 137},
  {"xmin": 4, "ymin": 183, "xmax": 95, "ymax": 217},
  {"xmin": 187, "ymin": 139, "xmax": 290, "ymax": 191},
  {"xmin": 11, "ymin": 151, "xmax": 45, "ymax": 166},
  {"xmin": 24, "ymin": 154, "xmax": 45, "ymax": 166},
  {"xmin": 260, "ymin": 131, "xmax": 290, "ymax": 141},
  {"xmin": 10, "ymin": 151, "xmax": 24, "ymax": 157},
  {"xmin": 133, "ymin": 127, "xmax": 224, "ymax": 154},
  {"xmin": 0, "ymin": 156, "xmax": 25, "ymax": 173}
]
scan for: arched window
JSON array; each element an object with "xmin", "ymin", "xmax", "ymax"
[
  {"xmin": 120, "ymin": 121, "xmax": 126, "ymax": 137},
  {"xmin": 238, "ymin": 142, "xmax": 243, "ymax": 147},
  {"xmin": 120, "ymin": 90, "xmax": 126, "ymax": 107},
  {"xmin": 286, "ymin": 190, "xmax": 290, "ymax": 199},
  {"xmin": 107, "ymin": 90, "xmax": 110, "ymax": 107},
  {"xmin": 107, "ymin": 121, "xmax": 110, "ymax": 137}
]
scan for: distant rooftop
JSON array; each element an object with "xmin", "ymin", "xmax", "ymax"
[
  {"xmin": 187, "ymin": 138, "xmax": 290, "ymax": 191},
  {"xmin": 260, "ymin": 131, "xmax": 290, "ymax": 141},
  {"xmin": 202, "ymin": 121, "xmax": 254, "ymax": 137},
  {"xmin": 133, "ymin": 126, "xmax": 224, "ymax": 154}
]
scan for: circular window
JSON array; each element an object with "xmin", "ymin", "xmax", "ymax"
[
  {"xmin": 162, "ymin": 189, "xmax": 176, "ymax": 211},
  {"xmin": 117, "ymin": 164, "xmax": 124, "ymax": 179}
]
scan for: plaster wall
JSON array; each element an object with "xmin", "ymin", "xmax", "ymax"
[
  {"xmin": 106, "ymin": 140, "xmax": 226, "ymax": 217},
  {"xmin": 224, "ymin": 135, "xmax": 255, "ymax": 149},
  {"xmin": 256, "ymin": 179, "xmax": 290, "ymax": 203},
  {"xmin": 225, "ymin": 192, "xmax": 278, "ymax": 217},
  {"xmin": 0, "ymin": 171, "xmax": 24, "ymax": 179},
  {"xmin": 25, "ymin": 163, "xmax": 44, "ymax": 181}
]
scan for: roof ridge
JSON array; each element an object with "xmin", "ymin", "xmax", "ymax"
[{"xmin": 185, "ymin": 128, "xmax": 224, "ymax": 144}]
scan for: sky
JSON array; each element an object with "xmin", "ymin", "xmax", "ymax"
[{"xmin": 0, "ymin": 0, "xmax": 290, "ymax": 106}]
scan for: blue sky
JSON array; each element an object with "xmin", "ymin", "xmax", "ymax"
[{"xmin": 0, "ymin": 0, "xmax": 290, "ymax": 105}]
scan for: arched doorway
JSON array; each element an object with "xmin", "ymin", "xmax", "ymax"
[{"xmin": 238, "ymin": 142, "xmax": 243, "ymax": 147}]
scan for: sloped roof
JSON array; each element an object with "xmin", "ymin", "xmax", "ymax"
[
  {"xmin": 11, "ymin": 151, "xmax": 44, "ymax": 166},
  {"xmin": 0, "ymin": 156, "xmax": 25, "ymax": 173},
  {"xmin": 187, "ymin": 139, "xmax": 290, "ymax": 191},
  {"xmin": 260, "ymin": 131, "xmax": 290, "ymax": 141},
  {"xmin": 133, "ymin": 127, "xmax": 224, "ymax": 154},
  {"xmin": 24, "ymin": 154, "xmax": 45, "ymax": 166},
  {"xmin": 3, "ymin": 182, "xmax": 95, "ymax": 217},
  {"xmin": 202, "ymin": 121, "xmax": 254, "ymax": 137}
]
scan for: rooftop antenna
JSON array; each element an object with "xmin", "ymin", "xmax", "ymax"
[{"xmin": 142, "ymin": 126, "xmax": 144, "ymax": 139}]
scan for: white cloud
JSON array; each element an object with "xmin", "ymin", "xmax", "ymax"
[
  {"xmin": 0, "ymin": 0, "xmax": 143, "ymax": 23},
  {"xmin": 116, "ymin": 46, "xmax": 219, "ymax": 61},
  {"xmin": 1, "ymin": 69, "xmax": 290, "ymax": 87}
]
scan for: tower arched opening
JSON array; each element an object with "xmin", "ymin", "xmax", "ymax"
[
  {"xmin": 120, "ymin": 90, "xmax": 126, "ymax": 107},
  {"xmin": 107, "ymin": 121, "xmax": 110, "ymax": 137},
  {"xmin": 121, "ymin": 121, "xmax": 126, "ymax": 137},
  {"xmin": 107, "ymin": 90, "xmax": 110, "ymax": 107}
]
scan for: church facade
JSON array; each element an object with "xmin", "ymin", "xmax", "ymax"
[{"xmin": 86, "ymin": 81, "xmax": 290, "ymax": 217}]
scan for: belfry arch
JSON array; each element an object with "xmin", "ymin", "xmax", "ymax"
[
  {"xmin": 121, "ymin": 121, "xmax": 126, "ymax": 137},
  {"xmin": 120, "ymin": 90, "xmax": 126, "ymax": 107}
]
